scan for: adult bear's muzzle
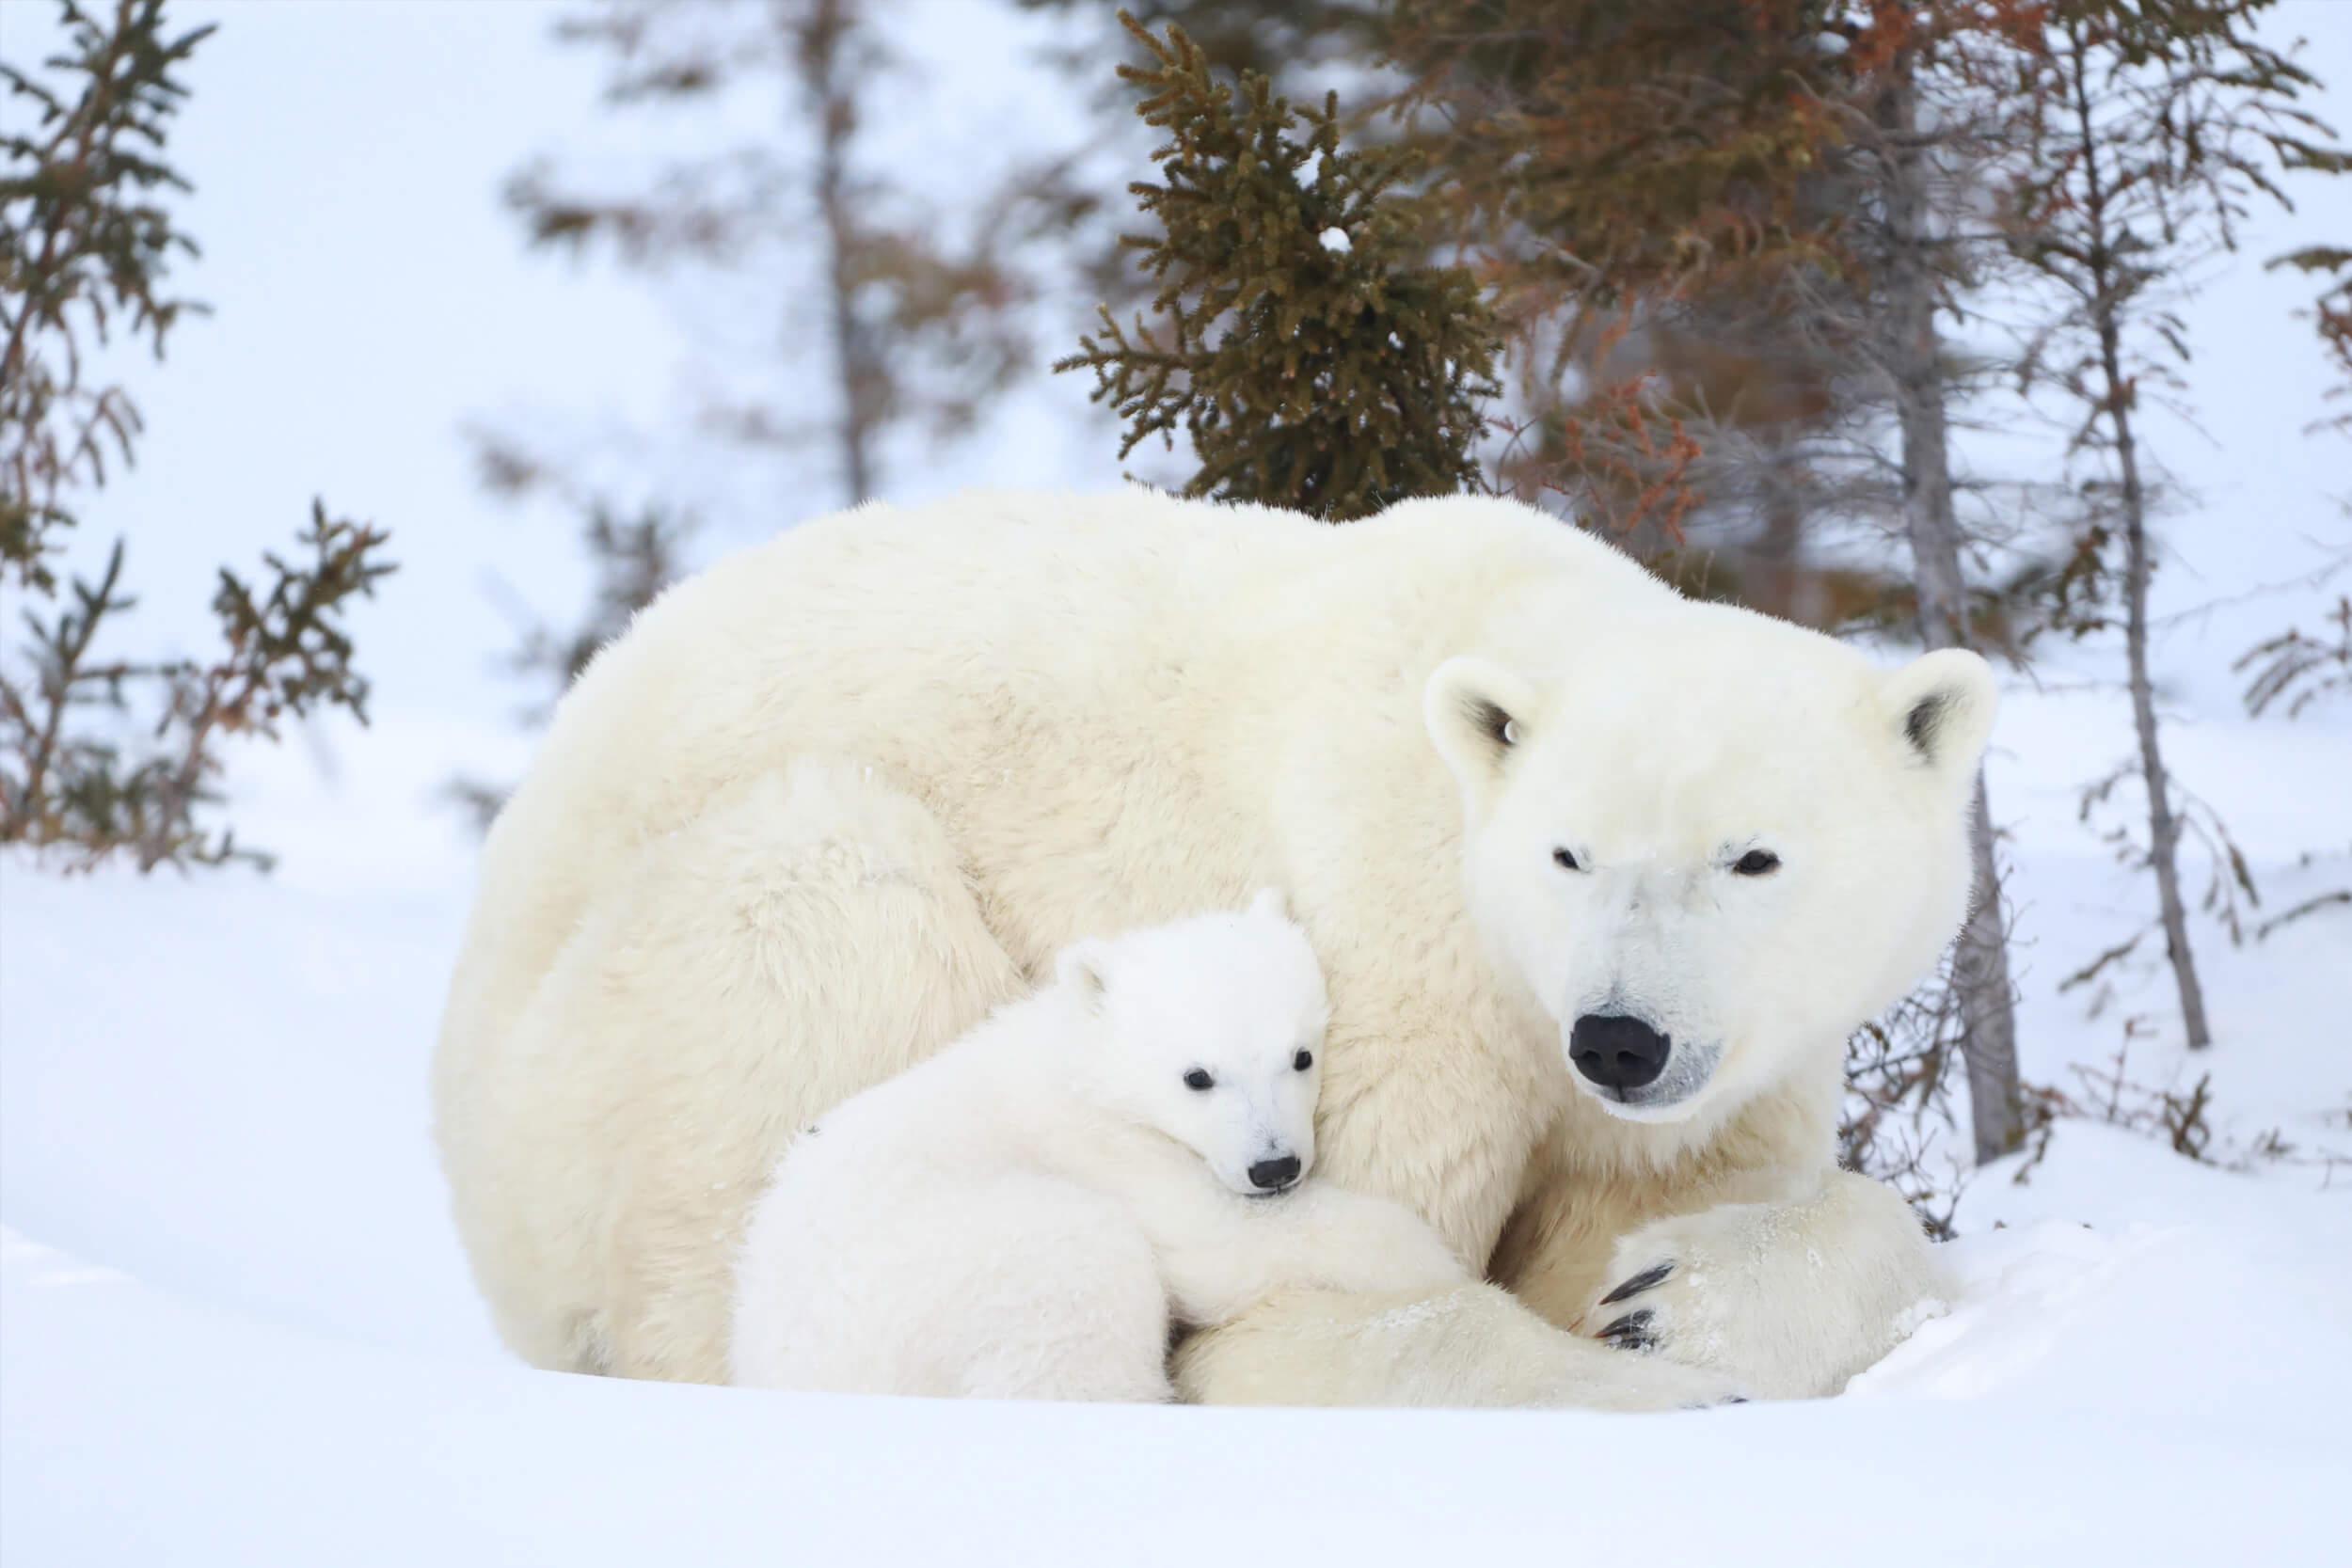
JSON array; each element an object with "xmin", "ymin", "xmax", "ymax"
[{"xmin": 1568, "ymin": 1011, "xmax": 1672, "ymax": 1091}]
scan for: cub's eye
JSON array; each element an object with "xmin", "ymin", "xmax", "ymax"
[
  {"xmin": 1732, "ymin": 849, "xmax": 1781, "ymax": 877},
  {"xmin": 1553, "ymin": 847, "xmax": 1583, "ymax": 872},
  {"xmin": 1183, "ymin": 1069, "xmax": 1215, "ymax": 1091},
  {"xmin": 1293, "ymin": 1049, "xmax": 1314, "ymax": 1072}
]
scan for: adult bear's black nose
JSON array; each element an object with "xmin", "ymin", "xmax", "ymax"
[
  {"xmin": 1570, "ymin": 1013, "xmax": 1672, "ymax": 1090},
  {"xmin": 1248, "ymin": 1155, "xmax": 1301, "ymax": 1192}
]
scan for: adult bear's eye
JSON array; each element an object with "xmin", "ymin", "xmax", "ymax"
[
  {"xmin": 1553, "ymin": 847, "xmax": 1583, "ymax": 872},
  {"xmin": 1293, "ymin": 1049, "xmax": 1313, "ymax": 1071},
  {"xmin": 1733, "ymin": 849, "xmax": 1781, "ymax": 877},
  {"xmin": 1184, "ymin": 1069, "xmax": 1215, "ymax": 1091}
]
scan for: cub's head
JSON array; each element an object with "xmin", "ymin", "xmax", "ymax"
[
  {"xmin": 1423, "ymin": 619, "xmax": 1997, "ymax": 1130},
  {"xmin": 1057, "ymin": 888, "xmax": 1330, "ymax": 1196}
]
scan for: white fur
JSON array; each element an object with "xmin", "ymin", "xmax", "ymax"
[
  {"xmin": 432, "ymin": 486, "xmax": 1993, "ymax": 1404},
  {"xmin": 730, "ymin": 896, "xmax": 1467, "ymax": 1399}
]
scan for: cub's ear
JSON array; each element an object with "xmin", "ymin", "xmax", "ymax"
[
  {"xmin": 1055, "ymin": 939, "xmax": 1112, "ymax": 1013},
  {"xmin": 1423, "ymin": 655, "xmax": 1542, "ymax": 798},
  {"xmin": 1883, "ymin": 648, "xmax": 1998, "ymax": 784},
  {"xmin": 1247, "ymin": 886, "xmax": 1288, "ymax": 922}
]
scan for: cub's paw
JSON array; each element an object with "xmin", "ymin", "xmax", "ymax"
[
  {"xmin": 1351, "ymin": 1208, "xmax": 1474, "ymax": 1296},
  {"xmin": 1544, "ymin": 1349, "xmax": 1749, "ymax": 1415},
  {"xmin": 1290, "ymin": 1185, "xmax": 1472, "ymax": 1297}
]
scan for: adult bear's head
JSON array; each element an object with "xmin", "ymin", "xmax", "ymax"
[{"xmin": 1422, "ymin": 611, "xmax": 1996, "ymax": 1128}]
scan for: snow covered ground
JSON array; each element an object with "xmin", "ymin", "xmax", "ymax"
[
  {"xmin": 1, "ymin": 1185, "xmax": 2343, "ymax": 1565},
  {"xmin": 4, "ymin": 685, "xmax": 2346, "ymax": 1563}
]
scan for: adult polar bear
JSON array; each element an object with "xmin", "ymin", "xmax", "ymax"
[{"xmin": 433, "ymin": 487, "xmax": 1994, "ymax": 1408}]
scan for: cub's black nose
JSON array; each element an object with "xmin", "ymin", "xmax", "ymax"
[
  {"xmin": 1570, "ymin": 1013, "xmax": 1671, "ymax": 1090},
  {"xmin": 1248, "ymin": 1155, "xmax": 1301, "ymax": 1191}
]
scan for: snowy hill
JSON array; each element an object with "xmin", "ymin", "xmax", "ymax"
[{"xmin": 4, "ymin": 743, "xmax": 2345, "ymax": 1562}]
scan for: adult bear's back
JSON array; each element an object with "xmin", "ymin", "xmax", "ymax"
[{"xmin": 440, "ymin": 488, "xmax": 1329, "ymax": 1056}]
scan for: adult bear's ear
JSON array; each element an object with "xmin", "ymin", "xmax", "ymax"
[
  {"xmin": 1423, "ymin": 655, "xmax": 1542, "ymax": 800},
  {"xmin": 1882, "ymin": 647, "xmax": 1998, "ymax": 785},
  {"xmin": 1056, "ymin": 940, "xmax": 1112, "ymax": 1013}
]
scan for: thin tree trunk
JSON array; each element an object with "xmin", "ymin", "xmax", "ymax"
[
  {"xmin": 2063, "ymin": 26, "xmax": 2213, "ymax": 1051},
  {"xmin": 1952, "ymin": 774, "xmax": 2019, "ymax": 1157},
  {"xmin": 1875, "ymin": 52, "xmax": 2023, "ymax": 1164},
  {"xmin": 1749, "ymin": 435, "xmax": 1804, "ymax": 623},
  {"xmin": 799, "ymin": 0, "xmax": 875, "ymax": 506},
  {"xmin": 2108, "ymin": 354, "xmax": 2211, "ymax": 1048}
]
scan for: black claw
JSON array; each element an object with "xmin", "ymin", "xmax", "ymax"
[
  {"xmin": 1597, "ymin": 1309, "xmax": 1657, "ymax": 1352},
  {"xmin": 1599, "ymin": 1261, "xmax": 1673, "ymax": 1306}
]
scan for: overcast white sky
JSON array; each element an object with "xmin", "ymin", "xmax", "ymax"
[{"xmin": 5, "ymin": 0, "xmax": 2347, "ymax": 892}]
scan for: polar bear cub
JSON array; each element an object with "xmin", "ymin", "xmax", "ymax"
[{"xmin": 730, "ymin": 891, "xmax": 1469, "ymax": 1401}]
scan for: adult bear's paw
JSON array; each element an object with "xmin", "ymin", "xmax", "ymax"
[{"xmin": 1582, "ymin": 1180, "xmax": 1953, "ymax": 1401}]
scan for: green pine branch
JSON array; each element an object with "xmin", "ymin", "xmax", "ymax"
[
  {"xmin": 1, "ymin": 1, "xmax": 398, "ymax": 873},
  {"xmin": 1057, "ymin": 11, "xmax": 1502, "ymax": 521}
]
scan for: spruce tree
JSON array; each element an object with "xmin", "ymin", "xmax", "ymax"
[
  {"xmin": 2267, "ymin": 242, "xmax": 2349, "ymax": 436},
  {"xmin": 1, "ymin": 0, "xmax": 394, "ymax": 872},
  {"xmin": 458, "ymin": 0, "xmax": 1073, "ymax": 823},
  {"xmin": 1057, "ymin": 13, "xmax": 1502, "ymax": 521},
  {"xmin": 503, "ymin": 0, "xmax": 1048, "ymax": 511},
  {"xmin": 2002, "ymin": 0, "xmax": 2348, "ymax": 1051}
]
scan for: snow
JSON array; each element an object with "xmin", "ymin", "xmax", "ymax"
[
  {"xmin": 5, "ymin": 725, "xmax": 2346, "ymax": 1561},
  {"xmin": 3, "ymin": 1167, "xmax": 2343, "ymax": 1565},
  {"xmin": 1866, "ymin": 1129, "xmax": 2352, "ymax": 1414},
  {"xmin": 1319, "ymin": 226, "xmax": 1353, "ymax": 254},
  {"xmin": 1983, "ymin": 688, "xmax": 2352, "ymax": 1169}
]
